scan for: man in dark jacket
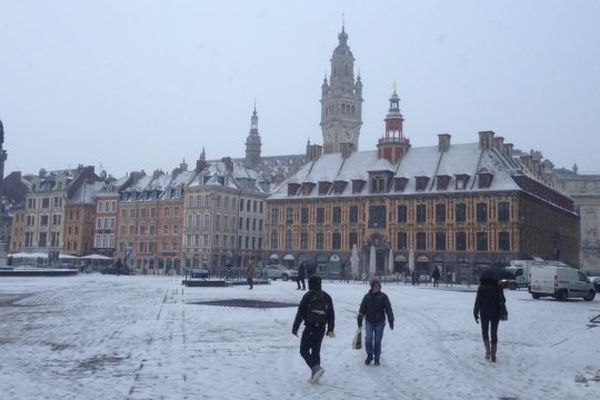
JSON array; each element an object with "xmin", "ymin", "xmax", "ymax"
[
  {"xmin": 292, "ymin": 275, "xmax": 335, "ymax": 383},
  {"xmin": 357, "ymin": 278, "xmax": 394, "ymax": 366},
  {"xmin": 473, "ymin": 270, "xmax": 506, "ymax": 362},
  {"xmin": 296, "ymin": 262, "xmax": 306, "ymax": 290}
]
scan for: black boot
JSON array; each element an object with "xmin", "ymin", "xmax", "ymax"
[{"xmin": 365, "ymin": 356, "xmax": 372, "ymax": 365}]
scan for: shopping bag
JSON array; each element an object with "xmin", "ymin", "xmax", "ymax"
[
  {"xmin": 500, "ymin": 304, "xmax": 508, "ymax": 321},
  {"xmin": 352, "ymin": 328, "xmax": 362, "ymax": 350}
]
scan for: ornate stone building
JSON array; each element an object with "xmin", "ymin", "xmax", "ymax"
[
  {"xmin": 266, "ymin": 93, "xmax": 580, "ymax": 283},
  {"xmin": 553, "ymin": 168, "xmax": 600, "ymax": 274}
]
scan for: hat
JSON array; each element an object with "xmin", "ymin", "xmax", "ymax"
[
  {"xmin": 308, "ymin": 275, "xmax": 322, "ymax": 291},
  {"xmin": 370, "ymin": 278, "xmax": 381, "ymax": 288}
]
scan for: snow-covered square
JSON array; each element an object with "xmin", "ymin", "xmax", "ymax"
[{"xmin": 0, "ymin": 275, "xmax": 598, "ymax": 400}]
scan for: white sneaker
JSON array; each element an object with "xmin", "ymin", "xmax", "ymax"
[{"xmin": 309, "ymin": 365, "xmax": 324, "ymax": 384}]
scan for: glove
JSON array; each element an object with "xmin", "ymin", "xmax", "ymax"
[
  {"xmin": 389, "ymin": 321, "xmax": 394, "ymax": 330},
  {"xmin": 292, "ymin": 329, "xmax": 298, "ymax": 336},
  {"xmin": 474, "ymin": 315, "xmax": 479, "ymax": 324},
  {"xmin": 357, "ymin": 314, "xmax": 363, "ymax": 328},
  {"xmin": 327, "ymin": 331, "xmax": 336, "ymax": 338}
]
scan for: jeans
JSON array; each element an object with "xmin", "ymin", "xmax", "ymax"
[
  {"xmin": 480, "ymin": 317, "xmax": 500, "ymax": 344},
  {"xmin": 247, "ymin": 278, "xmax": 253, "ymax": 289},
  {"xmin": 297, "ymin": 277, "xmax": 305, "ymax": 290},
  {"xmin": 365, "ymin": 320, "xmax": 386, "ymax": 361},
  {"xmin": 300, "ymin": 325, "xmax": 325, "ymax": 369}
]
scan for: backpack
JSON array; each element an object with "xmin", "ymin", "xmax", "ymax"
[{"xmin": 305, "ymin": 291, "xmax": 328, "ymax": 326}]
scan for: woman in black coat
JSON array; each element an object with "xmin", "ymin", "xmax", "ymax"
[{"xmin": 473, "ymin": 271, "xmax": 506, "ymax": 362}]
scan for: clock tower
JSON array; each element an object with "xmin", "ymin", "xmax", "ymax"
[{"xmin": 320, "ymin": 26, "xmax": 363, "ymax": 155}]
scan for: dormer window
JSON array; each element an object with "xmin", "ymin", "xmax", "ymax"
[
  {"xmin": 332, "ymin": 180, "xmax": 348, "ymax": 194},
  {"xmin": 369, "ymin": 171, "xmax": 393, "ymax": 193},
  {"xmin": 394, "ymin": 177, "xmax": 408, "ymax": 192},
  {"xmin": 455, "ymin": 174, "xmax": 470, "ymax": 190},
  {"xmin": 351, "ymin": 179, "xmax": 366, "ymax": 194},
  {"xmin": 371, "ymin": 177, "xmax": 386, "ymax": 193},
  {"xmin": 415, "ymin": 176, "xmax": 430, "ymax": 191},
  {"xmin": 287, "ymin": 183, "xmax": 300, "ymax": 196},
  {"xmin": 301, "ymin": 182, "xmax": 315, "ymax": 195},
  {"xmin": 318, "ymin": 181, "xmax": 332, "ymax": 195},
  {"xmin": 436, "ymin": 175, "xmax": 451, "ymax": 191},
  {"xmin": 477, "ymin": 168, "xmax": 494, "ymax": 189}
]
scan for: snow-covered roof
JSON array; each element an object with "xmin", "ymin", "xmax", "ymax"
[
  {"xmin": 67, "ymin": 181, "xmax": 106, "ymax": 205},
  {"xmin": 269, "ymin": 142, "xmax": 576, "ymax": 213}
]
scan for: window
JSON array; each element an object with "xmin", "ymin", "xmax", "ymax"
[
  {"xmin": 316, "ymin": 208, "xmax": 325, "ymax": 224},
  {"xmin": 416, "ymin": 204, "xmax": 427, "ymax": 223},
  {"xmin": 271, "ymin": 208, "xmax": 280, "ymax": 224},
  {"xmin": 416, "ymin": 232, "xmax": 426, "ymax": 250},
  {"xmin": 253, "ymin": 200, "xmax": 257, "ymax": 213},
  {"xmin": 246, "ymin": 200, "xmax": 251, "ymax": 212},
  {"xmin": 435, "ymin": 232, "xmax": 446, "ymax": 251},
  {"xmin": 397, "ymin": 232, "xmax": 407, "ymax": 250},
  {"xmin": 173, "ymin": 225, "xmax": 179, "ymax": 234},
  {"xmin": 331, "ymin": 232, "xmax": 341, "ymax": 249},
  {"xmin": 455, "ymin": 203, "xmax": 466, "ymax": 223},
  {"xmin": 477, "ymin": 232, "xmax": 488, "ymax": 251},
  {"xmin": 163, "ymin": 225, "xmax": 169, "ymax": 235},
  {"xmin": 301, "ymin": 208, "xmax": 309, "ymax": 224},
  {"xmin": 271, "ymin": 231, "xmax": 279, "ymax": 249},
  {"xmin": 476, "ymin": 203, "xmax": 488, "ymax": 223},
  {"xmin": 286, "ymin": 208, "xmax": 294, "ymax": 224},
  {"xmin": 397, "ymin": 205, "xmax": 407, "ymax": 223},
  {"xmin": 349, "ymin": 232, "xmax": 358, "ymax": 249},
  {"xmin": 174, "ymin": 207, "xmax": 180, "ymax": 217},
  {"xmin": 165, "ymin": 207, "xmax": 170, "ymax": 218},
  {"xmin": 498, "ymin": 202, "xmax": 510, "ymax": 222},
  {"xmin": 435, "ymin": 204, "xmax": 446, "ymax": 223},
  {"xmin": 240, "ymin": 199, "xmax": 244, "ymax": 211},
  {"xmin": 300, "ymin": 232, "xmax": 308, "ymax": 250},
  {"xmin": 204, "ymin": 214, "xmax": 210, "ymax": 228},
  {"xmin": 285, "ymin": 231, "xmax": 293, "ymax": 249},
  {"xmin": 38, "ymin": 232, "xmax": 47, "ymax": 247},
  {"xmin": 498, "ymin": 232, "xmax": 510, "ymax": 251},
  {"xmin": 349, "ymin": 206, "xmax": 358, "ymax": 224},
  {"xmin": 215, "ymin": 215, "xmax": 220, "ymax": 229},
  {"xmin": 368, "ymin": 205, "xmax": 386, "ymax": 228},
  {"xmin": 42, "ymin": 198, "xmax": 50, "ymax": 208},
  {"xmin": 456, "ymin": 232, "xmax": 467, "ymax": 251},
  {"xmin": 316, "ymin": 233, "xmax": 324, "ymax": 250},
  {"xmin": 371, "ymin": 177, "xmax": 386, "ymax": 193},
  {"xmin": 40, "ymin": 215, "xmax": 49, "ymax": 226},
  {"xmin": 332, "ymin": 207, "xmax": 342, "ymax": 224}
]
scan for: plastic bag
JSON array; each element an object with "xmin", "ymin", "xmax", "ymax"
[{"xmin": 352, "ymin": 328, "xmax": 362, "ymax": 350}]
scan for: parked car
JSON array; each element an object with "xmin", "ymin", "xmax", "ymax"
[
  {"xmin": 265, "ymin": 265, "xmax": 297, "ymax": 281},
  {"xmin": 589, "ymin": 276, "xmax": 600, "ymax": 292},
  {"xmin": 529, "ymin": 265, "xmax": 596, "ymax": 301}
]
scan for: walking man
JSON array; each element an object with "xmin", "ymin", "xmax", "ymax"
[
  {"xmin": 292, "ymin": 275, "xmax": 335, "ymax": 383},
  {"xmin": 432, "ymin": 266, "xmax": 440, "ymax": 287},
  {"xmin": 357, "ymin": 278, "xmax": 394, "ymax": 366},
  {"xmin": 246, "ymin": 258, "xmax": 256, "ymax": 289},
  {"xmin": 297, "ymin": 262, "xmax": 306, "ymax": 290}
]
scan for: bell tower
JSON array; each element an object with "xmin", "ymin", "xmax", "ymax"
[
  {"xmin": 245, "ymin": 104, "xmax": 262, "ymax": 168},
  {"xmin": 377, "ymin": 88, "xmax": 410, "ymax": 163},
  {"xmin": 320, "ymin": 26, "xmax": 363, "ymax": 154}
]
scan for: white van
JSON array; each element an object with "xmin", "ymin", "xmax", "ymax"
[{"xmin": 529, "ymin": 265, "xmax": 596, "ymax": 301}]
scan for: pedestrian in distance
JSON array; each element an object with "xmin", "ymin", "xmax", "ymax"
[
  {"xmin": 297, "ymin": 262, "xmax": 306, "ymax": 290},
  {"xmin": 357, "ymin": 278, "xmax": 394, "ymax": 366},
  {"xmin": 115, "ymin": 258, "xmax": 123, "ymax": 276},
  {"xmin": 246, "ymin": 258, "xmax": 257, "ymax": 290},
  {"xmin": 473, "ymin": 270, "xmax": 506, "ymax": 362},
  {"xmin": 292, "ymin": 275, "xmax": 335, "ymax": 384},
  {"xmin": 432, "ymin": 266, "xmax": 440, "ymax": 287}
]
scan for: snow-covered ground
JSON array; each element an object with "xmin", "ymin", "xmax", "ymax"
[{"xmin": 0, "ymin": 275, "xmax": 598, "ymax": 400}]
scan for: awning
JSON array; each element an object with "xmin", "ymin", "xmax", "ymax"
[
  {"xmin": 59, "ymin": 253, "xmax": 79, "ymax": 259},
  {"xmin": 283, "ymin": 254, "xmax": 295, "ymax": 261},
  {"xmin": 395, "ymin": 255, "xmax": 407, "ymax": 262},
  {"xmin": 417, "ymin": 256, "xmax": 429, "ymax": 263},
  {"xmin": 269, "ymin": 254, "xmax": 279, "ymax": 260},
  {"xmin": 329, "ymin": 254, "xmax": 340, "ymax": 262},
  {"xmin": 81, "ymin": 254, "xmax": 112, "ymax": 260},
  {"xmin": 9, "ymin": 252, "xmax": 47, "ymax": 258}
]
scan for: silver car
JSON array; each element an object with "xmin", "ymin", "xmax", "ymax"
[{"xmin": 265, "ymin": 265, "xmax": 298, "ymax": 281}]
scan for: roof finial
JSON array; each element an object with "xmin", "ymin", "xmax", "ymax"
[
  {"xmin": 253, "ymin": 98, "xmax": 257, "ymax": 114},
  {"xmin": 342, "ymin": 12, "xmax": 345, "ymax": 31},
  {"xmin": 392, "ymin": 79, "xmax": 397, "ymax": 93}
]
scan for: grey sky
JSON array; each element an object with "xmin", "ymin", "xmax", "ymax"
[{"xmin": 1, "ymin": 0, "xmax": 599, "ymax": 178}]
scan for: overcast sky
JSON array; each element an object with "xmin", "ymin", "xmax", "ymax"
[{"xmin": 1, "ymin": 0, "xmax": 599, "ymax": 178}]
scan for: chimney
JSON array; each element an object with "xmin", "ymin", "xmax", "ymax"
[
  {"xmin": 478, "ymin": 130, "xmax": 495, "ymax": 150},
  {"xmin": 221, "ymin": 157, "xmax": 234, "ymax": 172},
  {"xmin": 306, "ymin": 143, "xmax": 323, "ymax": 161},
  {"xmin": 503, "ymin": 143, "xmax": 513, "ymax": 158},
  {"xmin": 438, "ymin": 133, "xmax": 451, "ymax": 152},
  {"xmin": 519, "ymin": 155, "xmax": 532, "ymax": 171},
  {"xmin": 493, "ymin": 136, "xmax": 504, "ymax": 151},
  {"xmin": 152, "ymin": 169, "xmax": 164, "ymax": 179}
]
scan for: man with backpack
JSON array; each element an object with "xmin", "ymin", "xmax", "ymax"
[{"xmin": 292, "ymin": 275, "xmax": 335, "ymax": 384}]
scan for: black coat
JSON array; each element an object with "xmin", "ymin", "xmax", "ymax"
[
  {"xmin": 298, "ymin": 263, "xmax": 306, "ymax": 279},
  {"xmin": 473, "ymin": 283, "xmax": 506, "ymax": 320},
  {"xmin": 293, "ymin": 289, "xmax": 335, "ymax": 333},
  {"xmin": 358, "ymin": 291, "xmax": 394, "ymax": 324}
]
